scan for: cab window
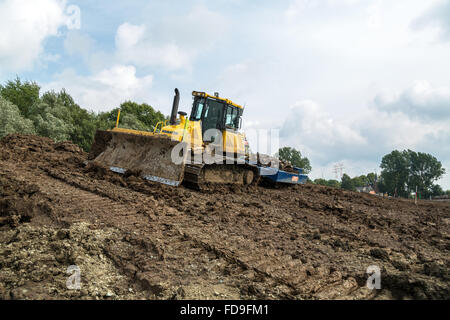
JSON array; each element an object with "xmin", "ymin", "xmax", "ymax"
[
  {"xmin": 191, "ymin": 98, "xmax": 205, "ymax": 121},
  {"xmin": 202, "ymin": 99, "xmax": 224, "ymax": 134},
  {"xmin": 225, "ymin": 105, "xmax": 239, "ymax": 130}
]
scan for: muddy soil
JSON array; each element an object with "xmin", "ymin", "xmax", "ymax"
[{"xmin": 0, "ymin": 134, "xmax": 449, "ymax": 300}]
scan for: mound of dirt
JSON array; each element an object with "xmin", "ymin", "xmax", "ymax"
[
  {"xmin": 0, "ymin": 222, "xmax": 148, "ymax": 300},
  {"xmin": 0, "ymin": 134, "xmax": 449, "ymax": 300}
]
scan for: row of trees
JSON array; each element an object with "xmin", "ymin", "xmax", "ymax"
[
  {"xmin": 311, "ymin": 150, "xmax": 446, "ymax": 198},
  {"xmin": 275, "ymin": 147, "xmax": 387, "ymax": 193},
  {"xmin": 314, "ymin": 173, "xmax": 378, "ymax": 191},
  {"xmin": 0, "ymin": 78, "xmax": 165, "ymax": 151}
]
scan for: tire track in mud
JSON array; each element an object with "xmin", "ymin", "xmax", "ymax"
[
  {"xmin": 40, "ymin": 165, "xmax": 371, "ymax": 299},
  {"xmin": 38, "ymin": 166, "xmax": 296, "ymax": 298},
  {"xmin": 178, "ymin": 226, "xmax": 372, "ymax": 299},
  {"xmin": 18, "ymin": 163, "xmax": 327, "ymax": 298},
  {"xmin": 44, "ymin": 168, "xmax": 319, "ymax": 298},
  {"xmin": 245, "ymin": 188, "xmax": 437, "ymax": 259},
  {"xmin": 0, "ymin": 162, "xmax": 256, "ymax": 298}
]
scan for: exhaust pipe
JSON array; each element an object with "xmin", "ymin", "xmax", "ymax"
[{"xmin": 170, "ymin": 88, "xmax": 180, "ymax": 125}]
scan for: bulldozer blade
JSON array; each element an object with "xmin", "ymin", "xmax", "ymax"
[{"xmin": 89, "ymin": 130, "xmax": 187, "ymax": 186}]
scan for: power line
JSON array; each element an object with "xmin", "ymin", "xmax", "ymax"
[{"xmin": 333, "ymin": 163, "xmax": 344, "ymax": 179}]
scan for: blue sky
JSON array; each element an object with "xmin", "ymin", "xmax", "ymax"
[{"xmin": 1, "ymin": 0, "xmax": 450, "ymax": 188}]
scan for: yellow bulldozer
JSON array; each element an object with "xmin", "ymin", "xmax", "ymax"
[{"xmin": 89, "ymin": 89, "xmax": 308, "ymax": 187}]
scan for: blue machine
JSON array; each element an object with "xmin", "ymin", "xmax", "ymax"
[
  {"xmin": 257, "ymin": 166, "xmax": 308, "ymax": 184},
  {"xmin": 113, "ymin": 158, "xmax": 308, "ymax": 186}
]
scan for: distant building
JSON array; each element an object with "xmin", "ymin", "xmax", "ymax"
[
  {"xmin": 432, "ymin": 195, "xmax": 450, "ymax": 201},
  {"xmin": 355, "ymin": 186, "xmax": 374, "ymax": 193}
]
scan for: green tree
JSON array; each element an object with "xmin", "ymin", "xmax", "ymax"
[
  {"xmin": 314, "ymin": 178, "xmax": 341, "ymax": 188},
  {"xmin": 0, "ymin": 96, "xmax": 35, "ymax": 138},
  {"xmin": 96, "ymin": 102, "xmax": 166, "ymax": 133},
  {"xmin": 351, "ymin": 175, "xmax": 367, "ymax": 188},
  {"xmin": 380, "ymin": 150, "xmax": 410, "ymax": 197},
  {"xmin": 350, "ymin": 173, "xmax": 378, "ymax": 191},
  {"xmin": 327, "ymin": 179, "xmax": 341, "ymax": 188},
  {"xmin": 40, "ymin": 90, "xmax": 97, "ymax": 151},
  {"xmin": 341, "ymin": 173, "xmax": 355, "ymax": 191},
  {"xmin": 0, "ymin": 77, "xmax": 40, "ymax": 118},
  {"xmin": 430, "ymin": 185, "xmax": 444, "ymax": 197},
  {"xmin": 29, "ymin": 102, "xmax": 73, "ymax": 142},
  {"xmin": 314, "ymin": 178, "xmax": 327, "ymax": 186},
  {"xmin": 95, "ymin": 108, "xmax": 120, "ymax": 130},
  {"xmin": 406, "ymin": 150, "xmax": 445, "ymax": 198},
  {"xmin": 119, "ymin": 113, "xmax": 150, "ymax": 131},
  {"xmin": 277, "ymin": 147, "xmax": 312, "ymax": 173},
  {"xmin": 380, "ymin": 149, "xmax": 445, "ymax": 198},
  {"xmin": 119, "ymin": 101, "xmax": 166, "ymax": 130},
  {"xmin": 365, "ymin": 173, "xmax": 377, "ymax": 189}
]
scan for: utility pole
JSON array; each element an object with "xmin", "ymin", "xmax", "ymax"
[
  {"xmin": 374, "ymin": 168, "xmax": 379, "ymax": 193},
  {"xmin": 333, "ymin": 163, "xmax": 344, "ymax": 179},
  {"xmin": 415, "ymin": 186, "xmax": 418, "ymax": 205},
  {"xmin": 333, "ymin": 165, "xmax": 339, "ymax": 179}
]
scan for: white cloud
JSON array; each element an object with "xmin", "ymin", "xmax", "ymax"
[
  {"xmin": 42, "ymin": 65, "xmax": 153, "ymax": 112},
  {"xmin": 115, "ymin": 5, "xmax": 228, "ymax": 71},
  {"xmin": 412, "ymin": 0, "xmax": 450, "ymax": 41},
  {"xmin": 279, "ymin": 100, "xmax": 367, "ymax": 164},
  {"xmin": 115, "ymin": 23, "xmax": 145, "ymax": 49},
  {"xmin": 286, "ymin": 0, "xmax": 361, "ymax": 19},
  {"xmin": 115, "ymin": 22, "xmax": 189, "ymax": 71},
  {"xmin": 0, "ymin": 0, "xmax": 70, "ymax": 72},
  {"xmin": 367, "ymin": 1, "xmax": 382, "ymax": 29},
  {"xmin": 374, "ymin": 81, "xmax": 450, "ymax": 121},
  {"xmin": 64, "ymin": 30, "xmax": 94, "ymax": 57}
]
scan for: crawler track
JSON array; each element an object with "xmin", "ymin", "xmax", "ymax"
[{"xmin": 184, "ymin": 163, "xmax": 259, "ymax": 189}]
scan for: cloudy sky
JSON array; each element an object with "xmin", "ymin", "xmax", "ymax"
[{"xmin": 1, "ymin": 0, "xmax": 449, "ymax": 188}]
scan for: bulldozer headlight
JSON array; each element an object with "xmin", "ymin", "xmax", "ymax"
[{"xmin": 192, "ymin": 91, "xmax": 206, "ymax": 97}]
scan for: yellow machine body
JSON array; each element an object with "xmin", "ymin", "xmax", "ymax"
[
  {"xmin": 113, "ymin": 91, "xmax": 246, "ymax": 156},
  {"xmin": 89, "ymin": 90, "xmax": 248, "ymax": 186}
]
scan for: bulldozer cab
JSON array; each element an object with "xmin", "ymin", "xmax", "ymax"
[
  {"xmin": 191, "ymin": 97, "xmax": 222, "ymax": 139},
  {"xmin": 189, "ymin": 91, "xmax": 245, "ymax": 155},
  {"xmin": 190, "ymin": 95, "xmax": 242, "ymax": 138}
]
